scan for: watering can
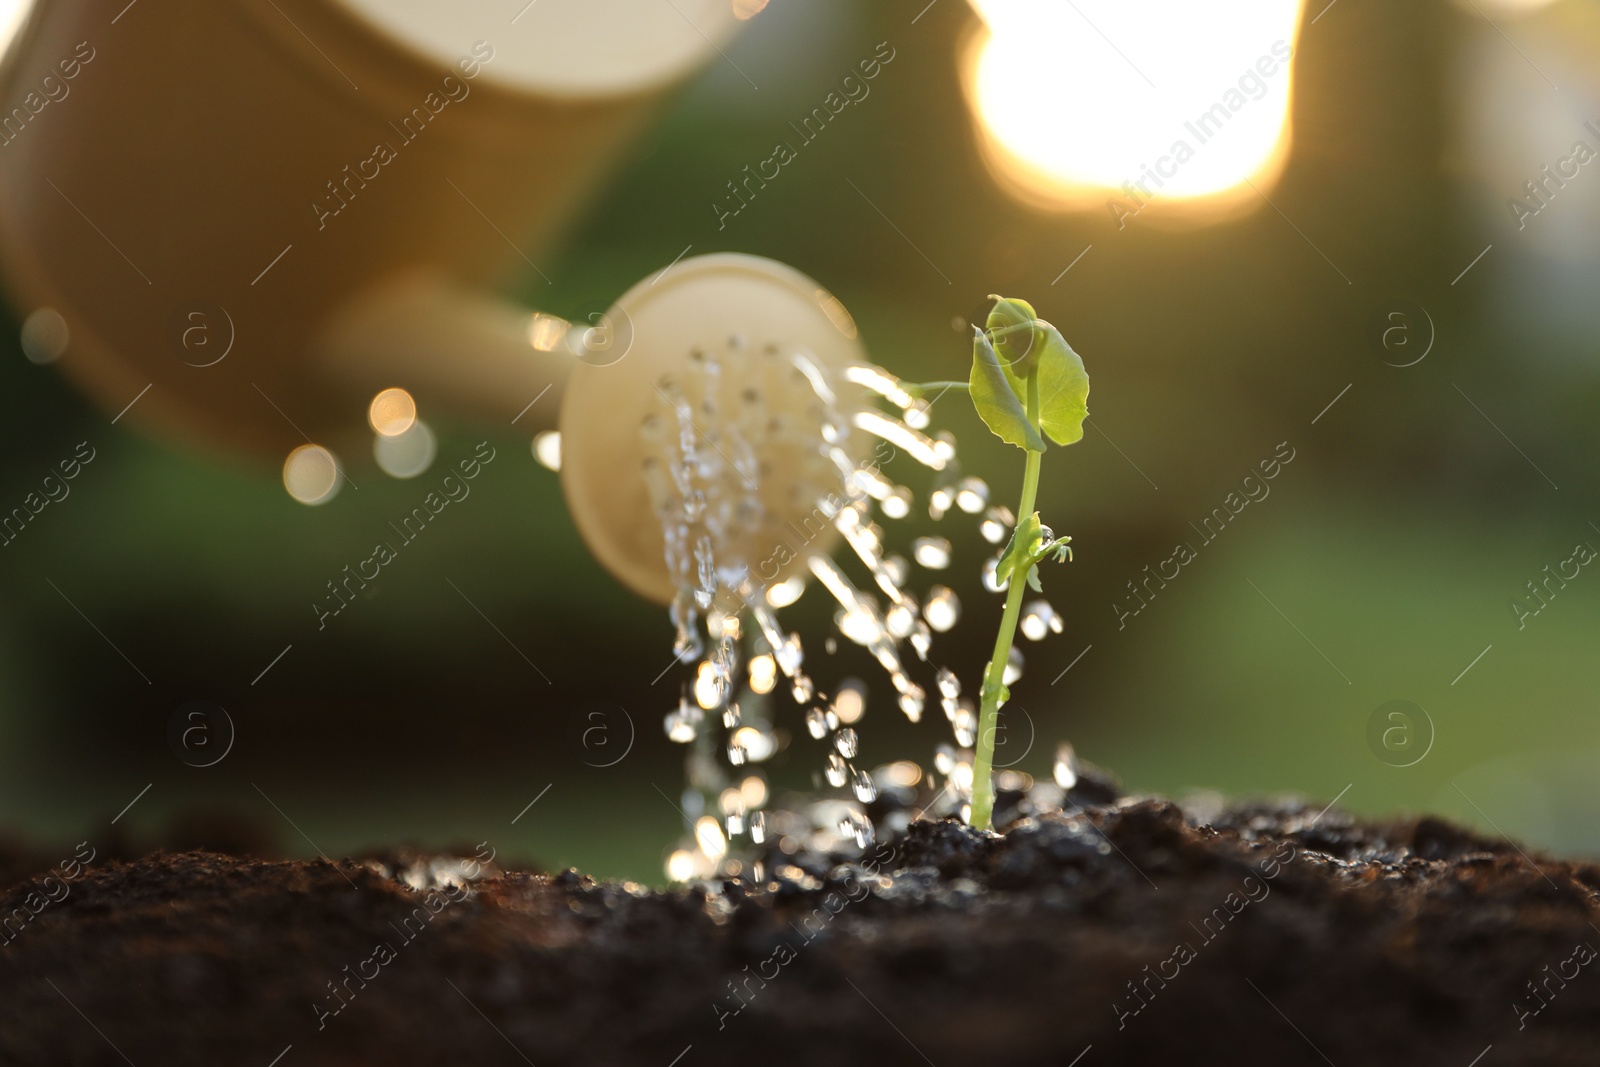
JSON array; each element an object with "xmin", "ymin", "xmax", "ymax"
[{"xmin": 0, "ymin": 0, "xmax": 869, "ymax": 602}]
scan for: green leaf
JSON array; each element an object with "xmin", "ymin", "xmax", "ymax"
[
  {"xmin": 987, "ymin": 294, "xmax": 1040, "ymax": 374},
  {"xmin": 999, "ymin": 319, "xmax": 1090, "ymax": 446},
  {"xmin": 1032, "ymin": 322, "xmax": 1091, "ymax": 445},
  {"xmin": 970, "ymin": 327, "xmax": 1046, "ymax": 453}
]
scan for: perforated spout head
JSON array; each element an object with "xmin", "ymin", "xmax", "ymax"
[{"xmin": 559, "ymin": 254, "xmax": 870, "ymax": 605}]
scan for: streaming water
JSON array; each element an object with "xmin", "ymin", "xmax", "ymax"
[{"xmin": 641, "ymin": 337, "xmax": 1052, "ymax": 882}]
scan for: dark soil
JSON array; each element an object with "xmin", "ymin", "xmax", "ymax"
[{"xmin": 3, "ymin": 780, "xmax": 1598, "ymax": 1066}]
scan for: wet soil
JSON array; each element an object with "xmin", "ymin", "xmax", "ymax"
[{"xmin": 2, "ymin": 780, "xmax": 1597, "ymax": 1066}]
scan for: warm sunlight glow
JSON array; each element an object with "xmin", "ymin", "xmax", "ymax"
[
  {"xmin": 1461, "ymin": 0, "xmax": 1563, "ymax": 12},
  {"xmin": 0, "ymin": 1, "xmax": 30, "ymax": 59},
  {"xmin": 963, "ymin": 0, "xmax": 1303, "ymax": 216}
]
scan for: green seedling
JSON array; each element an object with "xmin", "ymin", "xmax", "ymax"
[{"xmin": 914, "ymin": 295, "xmax": 1089, "ymax": 830}]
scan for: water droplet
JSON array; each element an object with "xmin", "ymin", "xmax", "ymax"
[
  {"xmin": 852, "ymin": 410, "xmax": 948, "ymax": 470},
  {"xmin": 881, "ymin": 486, "xmax": 912, "ymax": 519},
  {"xmin": 953, "ymin": 704, "xmax": 977, "ymax": 747},
  {"xmin": 898, "ymin": 687, "xmax": 925, "ymax": 722},
  {"xmin": 833, "ymin": 682, "xmax": 866, "ymax": 724},
  {"xmin": 885, "ymin": 603, "xmax": 916, "ymax": 639},
  {"xmin": 881, "ymin": 554, "xmax": 909, "ymax": 587},
  {"xmin": 766, "ymin": 575, "xmax": 806, "ymax": 608},
  {"xmin": 837, "ymin": 609, "xmax": 881, "ymax": 646},
  {"xmin": 722, "ymin": 701, "xmax": 742, "ymax": 728},
  {"xmin": 936, "ymin": 667, "xmax": 961, "ymax": 699},
  {"xmin": 664, "ymin": 711, "xmax": 697, "ymax": 744},
  {"xmin": 749, "ymin": 810, "xmax": 767, "ymax": 844},
  {"xmin": 740, "ymin": 775, "xmax": 768, "ymax": 809},
  {"xmin": 955, "ymin": 477, "xmax": 988, "ymax": 514},
  {"xmin": 707, "ymin": 608, "xmax": 741, "ymax": 641},
  {"xmin": 694, "ymin": 661, "xmax": 724, "ymax": 710},
  {"xmin": 732, "ymin": 726, "xmax": 777, "ymax": 763},
  {"xmin": 671, "ymin": 593, "xmax": 704, "ymax": 662},
  {"xmin": 838, "ymin": 808, "xmax": 874, "ymax": 848},
  {"xmin": 825, "ymin": 753, "xmax": 849, "ymax": 787},
  {"xmin": 1003, "ymin": 646, "xmax": 1024, "ymax": 685},
  {"xmin": 913, "ymin": 536, "xmax": 952, "ymax": 570},
  {"xmin": 981, "ymin": 555, "xmax": 1011, "ymax": 593},
  {"xmin": 1019, "ymin": 599, "xmax": 1064, "ymax": 641},
  {"xmin": 695, "ymin": 816, "xmax": 728, "ymax": 860},
  {"xmin": 693, "ymin": 535, "xmax": 716, "ymax": 609},
  {"xmin": 929, "ymin": 486, "xmax": 954, "ymax": 521},
  {"xmin": 934, "ymin": 744, "xmax": 958, "ymax": 775},
  {"xmin": 1054, "ymin": 742, "xmax": 1079, "ymax": 790},
  {"xmin": 834, "ymin": 728, "xmax": 859, "ymax": 758},
  {"xmin": 923, "ymin": 586, "xmax": 960, "ymax": 632},
  {"xmin": 748, "ymin": 653, "xmax": 777, "ymax": 694},
  {"xmin": 805, "ymin": 706, "xmax": 829, "ymax": 739},
  {"xmin": 666, "ymin": 849, "xmax": 697, "ymax": 882},
  {"xmin": 852, "ymin": 768, "xmax": 878, "ymax": 803},
  {"xmin": 980, "ymin": 505, "xmax": 1015, "ymax": 544}
]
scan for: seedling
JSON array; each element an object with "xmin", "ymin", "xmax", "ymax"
[{"xmin": 915, "ymin": 296, "xmax": 1089, "ymax": 830}]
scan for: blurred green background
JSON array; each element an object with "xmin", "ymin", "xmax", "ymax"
[{"xmin": 1, "ymin": 0, "xmax": 1597, "ymax": 883}]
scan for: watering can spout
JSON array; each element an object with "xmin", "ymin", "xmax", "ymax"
[{"xmin": 313, "ymin": 274, "xmax": 578, "ymax": 433}]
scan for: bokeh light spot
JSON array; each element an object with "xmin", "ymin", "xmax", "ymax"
[
  {"xmin": 283, "ymin": 444, "xmax": 341, "ymax": 505},
  {"xmin": 20, "ymin": 308, "xmax": 68, "ymax": 365},
  {"xmin": 368, "ymin": 387, "xmax": 417, "ymax": 437}
]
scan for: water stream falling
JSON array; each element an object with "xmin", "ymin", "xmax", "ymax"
[{"xmin": 596, "ymin": 334, "xmax": 1063, "ymax": 882}]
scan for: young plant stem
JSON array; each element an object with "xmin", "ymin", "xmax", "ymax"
[{"xmin": 970, "ymin": 368, "xmax": 1042, "ymax": 831}]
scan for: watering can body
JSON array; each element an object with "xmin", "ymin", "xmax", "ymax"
[{"xmin": 0, "ymin": 0, "xmax": 741, "ymax": 457}]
